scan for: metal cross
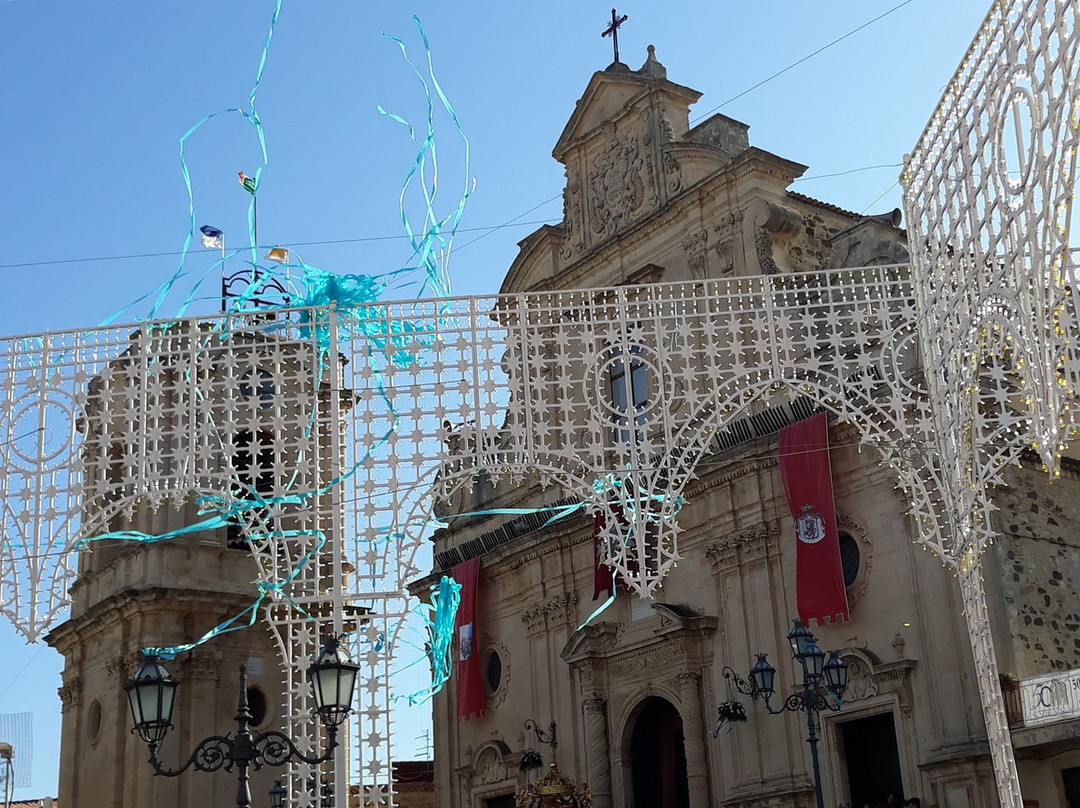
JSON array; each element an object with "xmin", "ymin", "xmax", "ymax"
[{"xmin": 602, "ymin": 8, "xmax": 628, "ymax": 64}]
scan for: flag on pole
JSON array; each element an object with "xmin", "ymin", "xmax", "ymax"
[
  {"xmin": 266, "ymin": 246, "xmax": 289, "ymax": 264},
  {"xmin": 778, "ymin": 413, "xmax": 849, "ymax": 626},
  {"xmin": 199, "ymin": 225, "xmax": 224, "ymax": 249},
  {"xmin": 238, "ymin": 171, "xmax": 257, "ymax": 195},
  {"xmin": 453, "ymin": 557, "xmax": 484, "ymax": 721}
]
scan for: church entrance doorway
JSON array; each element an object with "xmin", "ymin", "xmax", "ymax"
[
  {"xmin": 630, "ymin": 696, "xmax": 690, "ymax": 808},
  {"xmin": 839, "ymin": 712, "xmax": 904, "ymax": 806}
]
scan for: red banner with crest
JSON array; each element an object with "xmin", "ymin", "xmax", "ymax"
[
  {"xmin": 454, "ymin": 557, "xmax": 484, "ymax": 720},
  {"xmin": 778, "ymin": 413, "xmax": 849, "ymax": 625}
]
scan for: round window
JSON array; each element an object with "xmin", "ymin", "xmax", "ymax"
[
  {"xmin": 839, "ymin": 533, "xmax": 860, "ymax": 588},
  {"xmin": 485, "ymin": 650, "xmax": 503, "ymax": 694}
]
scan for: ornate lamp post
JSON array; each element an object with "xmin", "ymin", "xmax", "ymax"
[
  {"xmin": 269, "ymin": 780, "xmax": 286, "ymax": 808},
  {"xmin": 722, "ymin": 619, "xmax": 848, "ymax": 808},
  {"xmin": 125, "ymin": 636, "xmax": 359, "ymax": 808}
]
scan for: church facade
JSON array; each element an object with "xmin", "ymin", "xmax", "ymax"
[{"xmin": 418, "ymin": 49, "xmax": 1080, "ymax": 808}]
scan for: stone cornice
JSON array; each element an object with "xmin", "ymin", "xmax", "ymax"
[
  {"xmin": 684, "ymin": 455, "xmax": 778, "ymax": 499},
  {"xmin": 46, "ymin": 587, "xmax": 256, "ymax": 652},
  {"xmin": 521, "ymin": 591, "xmax": 578, "ymax": 635},
  {"xmin": 705, "ymin": 520, "xmax": 782, "ymax": 572}
]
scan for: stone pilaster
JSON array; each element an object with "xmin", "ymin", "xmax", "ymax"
[
  {"xmin": 582, "ymin": 693, "xmax": 611, "ymax": 808},
  {"xmin": 675, "ymin": 672, "xmax": 710, "ymax": 806}
]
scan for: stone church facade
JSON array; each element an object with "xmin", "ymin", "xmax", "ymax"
[{"xmin": 419, "ymin": 49, "xmax": 1080, "ymax": 808}]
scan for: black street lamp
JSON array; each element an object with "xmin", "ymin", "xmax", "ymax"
[
  {"xmin": 269, "ymin": 780, "xmax": 286, "ymax": 808},
  {"xmin": 722, "ymin": 619, "xmax": 848, "ymax": 808},
  {"xmin": 125, "ymin": 636, "xmax": 359, "ymax": 808}
]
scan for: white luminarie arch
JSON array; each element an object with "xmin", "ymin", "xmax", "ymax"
[{"xmin": 1, "ymin": 1, "xmax": 1078, "ymax": 805}]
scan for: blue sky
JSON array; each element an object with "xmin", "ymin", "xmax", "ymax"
[{"xmin": 0, "ymin": 0, "xmax": 989, "ymax": 798}]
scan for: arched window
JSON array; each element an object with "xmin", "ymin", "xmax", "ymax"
[
  {"xmin": 609, "ymin": 346, "xmax": 648, "ymax": 443},
  {"xmin": 227, "ymin": 429, "xmax": 276, "ymax": 549}
]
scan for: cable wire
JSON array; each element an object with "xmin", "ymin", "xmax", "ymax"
[{"xmin": 690, "ymin": 0, "xmax": 917, "ymax": 123}]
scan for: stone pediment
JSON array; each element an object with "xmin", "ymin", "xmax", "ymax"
[{"xmin": 552, "ymin": 58, "xmax": 701, "ymax": 162}]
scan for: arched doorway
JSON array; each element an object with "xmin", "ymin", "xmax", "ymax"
[{"xmin": 629, "ymin": 696, "xmax": 690, "ymax": 808}]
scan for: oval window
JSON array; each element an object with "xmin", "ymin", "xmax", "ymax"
[
  {"xmin": 839, "ymin": 533, "xmax": 860, "ymax": 588},
  {"xmin": 485, "ymin": 650, "xmax": 503, "ymax": 694},
  {"xmin": 87, "ymin": 699, "xmax": 102, "ymax": 743}
]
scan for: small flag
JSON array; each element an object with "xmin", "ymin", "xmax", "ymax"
[
  {"xmin": 266, "ymin": 246, "xmax": 289, "ymax": 264},
  {"xmin": 199, "ymin": 225, "xmax": 224, "ymax": 249},
  {"xmin": 238, "ymin": 171, "xmax": 257, "ymax": 195}
]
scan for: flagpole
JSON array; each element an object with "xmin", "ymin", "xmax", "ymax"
[
  {"xmin": 251, "ymin": 194, "xmax": 258, "ymax": 289},
  {"xmin": 220, "ymin": 233, "xmax": 227, "ymax": 314}
]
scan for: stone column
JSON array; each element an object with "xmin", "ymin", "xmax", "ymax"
[
  {"xmin": 582, "ymin": 694, "xmax": 612, "ymax": 808},
  {"xmin": 675, "ymin": 672, "xmax": 710, "ymax": 807}
]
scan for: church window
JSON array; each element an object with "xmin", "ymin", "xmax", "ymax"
[
  {"xmin": 87, "ymin": 699, "xmax": 102, "ymax": 744},
  {"xmin": 485, "ymin": 649, "xmax": 503, "ymax": 694},
  {"xmin": 227, "ymin": 429, "xmax": 276, "ymax": 549},
  {"xmin": 609, "ymin": 346, "xmax": 648, "ymax": 443},
  {"xmin": 839, "ymin": 532, "xmax": 860, "ymax": 588},
  {"xmin": 246, "ymin": 686, "xmax": 268, "ymax": 727},
  {"xmin": 239, "ymin": 366, "xmax": 275, "ymax": 410}
]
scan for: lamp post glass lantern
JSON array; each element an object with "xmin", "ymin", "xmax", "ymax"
[
  {"xmin": 721, "ymin": 619, "xmax": 847, "ymax": 808},
  {"xmin": 124, "ymin": 654, "xmax": 178, "ymax": 745},
  {"xmin": 269, "ymin": 780, "xmax": 286, "ymax": 808},
  {"xmin": 126, "ymin": 636, "xmax": 358, "ymax": 808}
]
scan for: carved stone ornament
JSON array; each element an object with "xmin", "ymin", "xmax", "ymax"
[
  {"xmin": 842, "ymin": 655, "xmax": 880, "ymax": 703},
  {"xmin": 58, "ymin": 674, "xmax": 82, "ymax": 712},
  {"xmin": 561, "ymin": 163, "xmax": 585, "ymax": 261},
  {"xmin": 754, "ymin": 227, "xmax": 779, "ymax": 274},
  {"xmin": 714, "ymin": 240, "xmax": 734, "ymax": 276},
  {"xmin": 705, "ymin": 520, "xmax": 781, "ymax": 571},
  {"xmin": 682, "ymin": 231, "xmax": 708, "ymax": 279},
  {"xmin": 105, "ymin": 651, "xmax": 141, "ymax": 683},
  {"xmin": 484, "ymin": 635, "xmax": 511, "ymax": 711},
  {"xmin": 521, "ymin": 591, "xmax": 578, "ymax": 635},
  {"xmin": 836, "ymin": 511, "xmax": 873, "ymax": 608},
  {"xmin": 588, "ymin": 127, "xmax": 645, "ymax": 238},
  {"xmin": 475, "ymin": 746, "xmax": 509, "ymax": 785}
]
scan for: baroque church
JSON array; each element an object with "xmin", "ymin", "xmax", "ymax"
[{"xmin": 417, "ymin": 47, "xmax": 1080, "ymax": 808}]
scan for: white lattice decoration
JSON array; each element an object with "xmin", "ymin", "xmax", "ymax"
[
  {"xmin": 0, "ymin": 2, "xmax": 1077, "ymax": 805},
  {"xmin": 902, "ymin": 0, "xmax": 1080, "ymax": 565},
  {"xmin": 0, "ymin": 270, "xmax": 951, "ymax": 803},
  {"xmin": 901, "ymin": 1, "xmax": 1080, "ymax": 804}
]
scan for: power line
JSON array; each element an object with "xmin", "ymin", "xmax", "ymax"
[
  {"xmin": 690, "ymin": 0, "xmax": 917, "ymax": 124},
  {"xmin": 794, "ymin": 164, "xmax": 902, "ymax": 183},
  {"xmin": 0, "ymin": 217, "xmax": 560, "ymax": 272}
]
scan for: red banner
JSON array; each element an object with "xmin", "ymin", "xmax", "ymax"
[
  {"xmin": 778, "ymin": 413, "xmax": 849, "ymax": 626},
  {"xmin": 593, "ymin": 506, "xmax": 637, "ymax": 600},
  {"xmin": 454, "ymin": 557, "xmax": 484, "ymax": 720}
]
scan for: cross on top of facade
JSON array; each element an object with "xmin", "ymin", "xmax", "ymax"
[{"xmin": 602, "ymin": 8, "xmax": 628, "ymax": 64}]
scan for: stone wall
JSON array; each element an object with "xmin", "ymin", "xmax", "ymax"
[{"xmin": 988, "ymin": 460, "xmax": 1080, "ymax": 675}]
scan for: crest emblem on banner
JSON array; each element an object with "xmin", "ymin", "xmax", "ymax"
[
  {"xmin": 459, "ymin": 623, "xmax": 473, "ymax": 661},
  {"xmin": 797, "ymin": 505, "xmax": 825, "ymax": 545}
]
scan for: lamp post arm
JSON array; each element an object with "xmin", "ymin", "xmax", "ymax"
[
  {"xmin": 720, "ymin": 666, "xmax": 758, "ymax": 698},
  {"xmin": 251, "ymin": 726, "xmax": 339, "ymax": 768},
  {"xmin": 147, "ymin": 735, "xmax": 236, "ymax": 778},
  {"xmin": 760, "ymin": 692, "xmax": 805, "ymax": 716}
]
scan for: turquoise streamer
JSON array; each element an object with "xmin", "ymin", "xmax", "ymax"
[
  {"xmin": 144, "ymin": 0, "xmax": 280, "ymax": 322},
  {"xmin": 399, "ymin": 574, "xmax": 461, "ymax": 705},
  {"xmin": 87, "ymin": 11, "xmax": 483, "ymax": 694}
]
